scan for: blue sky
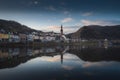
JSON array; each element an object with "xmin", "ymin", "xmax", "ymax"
[{"xmin": 0, "ymin": 0, "xmax": 120, "ymax": 33}]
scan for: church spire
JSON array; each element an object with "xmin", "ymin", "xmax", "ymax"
[{"xmin": 61, "ymin": 25, "xmax": 63, "ymax": 36}]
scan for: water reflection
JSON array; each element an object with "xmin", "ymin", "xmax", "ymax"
[
  {"xmin": 0, "ymin": 46, "xmax": 66, "ymax": 69},
  {"xmin": 69, "ymin": 45, "xmax": 120, "ymax": 62},
  {"xmin": 0, "ymin": 45, "xmax": 120, "ymax": 80}
]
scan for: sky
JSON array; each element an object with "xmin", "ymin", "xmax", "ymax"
[{"xmin": 0, "ymin": 0, "xmax": 120, "ymax": 33}]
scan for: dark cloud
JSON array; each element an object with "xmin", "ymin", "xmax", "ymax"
[
  {"xmin": 0, "ymin": 0, "xmax": 120, "ymax": 14},
  {"xmin": 80, "ymin": 19, "xmax": 120, "ymax": 26}
]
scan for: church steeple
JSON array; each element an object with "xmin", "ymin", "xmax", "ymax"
[{"xmin": 60, "ymin": 25, "xmax": 63, "ymax": 36}]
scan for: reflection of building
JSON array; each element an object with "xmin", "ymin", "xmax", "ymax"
[
  {"xmin": 60, "ymin": 25, "xmax": 63, "ymax": 41},
  {"xmin": 0, "ymin": 45, "xmax": 69, "ymax": 69},
  {"xmin": 60, "ymin": 53, "xmax": 63, "ymax": 64}
]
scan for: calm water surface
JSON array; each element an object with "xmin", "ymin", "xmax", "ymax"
[{"xmin": 0, "ymin": 45, "xmax": 120, "ymax": 80}]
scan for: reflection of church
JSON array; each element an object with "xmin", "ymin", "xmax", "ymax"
[
  {"xmin": 60, "ymin": 25, "xmax": 64, "ymax": 41},
  {"xmin": 60, "ymin": 46, "xmax": 69, "ymax": 64},
  {"xmin": 60, "ymin": 52, "xmax": 63, "ymax": 64}
]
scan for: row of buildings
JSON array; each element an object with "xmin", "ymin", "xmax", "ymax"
[{"xmin": 0, "ymin": 31, "xmax": 62, "ymax": 43}]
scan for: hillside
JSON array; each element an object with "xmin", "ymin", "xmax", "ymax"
[
  {"xmin": 0, "ymin": 19, "xmax": 40, "ymax": 34},
  {"xmin": 69, "ymin": 25, "xmax": 120, "ymax": 40}
]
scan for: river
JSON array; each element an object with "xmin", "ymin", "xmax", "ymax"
[{"xmin": 0, "ymin": 45, "xmax": 120, "ymax": 80}]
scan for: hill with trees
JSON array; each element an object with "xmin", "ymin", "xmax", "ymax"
[
  {"xmin": 69, "ymin": 25, "xmax": 120, "ymax": 40},
  {"xmin": 0, "ymin": 19, "xmax": 41, "ymax": 34}
]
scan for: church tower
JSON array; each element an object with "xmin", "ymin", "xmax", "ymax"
[{"xmin": 60, "ymin": 25, "xmax": 63, "ymax": 36}]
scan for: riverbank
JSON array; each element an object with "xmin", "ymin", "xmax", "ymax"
[
  {"xmin": 1, "ymin": 40, "xmax": 120, "ymax": 48},
  {"xmin": 0, "ymin": 42, "xmax": 67, "ymax": 48}
]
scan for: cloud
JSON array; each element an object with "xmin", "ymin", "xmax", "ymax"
[
  {"xmin": 41, "ymin": 26, "xmax": 60, "ymax": 32},
  {"xmin": 82, "ymin": 62, "xmax": 103, "ymax": 68},
  {"xmin": 80, "ymin": 19, "xmax": 110, "ymax": 26},
  {"xmin": 63, "ymin": 11, "xmax": 70, "ymax": 15},
  {"xmin": 34, "ymin": 1, "xmax": 38, "ymax": 5},
  {"xmin": 82, "ymin": 12, "xmax": 93, "ymax": 16},
  {"xmin": 63, "ymin": 26, "xmax": 80, "ymax": 34},
  {"xmin": 80, "ymin": 19, "xmax": 120, "ymax": 26},
  {"xmin": 45, "ymin": 6, "xmax": 56, "ymax": 11},
  {"xmin": 41, "ymin": 25, "xmax": 79, "ymax": 34},
  {"xmin": 47, "ymin": 26, "xmax": 60, "ymax": 30},
  {"xmin": 40, "ymin": 56, "xmax": 60, "ymax": 62},
  {"xmin": 62, "ymin": 65, "xmax": 74, "ymax": 70},
  {"xmin": 82, "ymin": 62, "xmax": 118, "ymax": 68},
  {"xmin": 61, "ymin": 17, "xmax": 73, "ymax": 23},
  {"xmin": 63, "ymin": 11, "xmax": 71, "ymax": 17}
]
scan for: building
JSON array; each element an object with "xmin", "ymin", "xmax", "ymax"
[
  {"xmin": 19, "ymin": 34, "xmax": 27, "ymax": 43},
  {"xmin": 0, "ymin": 33, "xmax": 9, "ymax": 42},
  {"xmin": 27, "ymin": 34, "xmax": 34, "ymax": 42},
  {"xmin": 33, "ymin": 34, "xmax": 40, "ymax": 42}
]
